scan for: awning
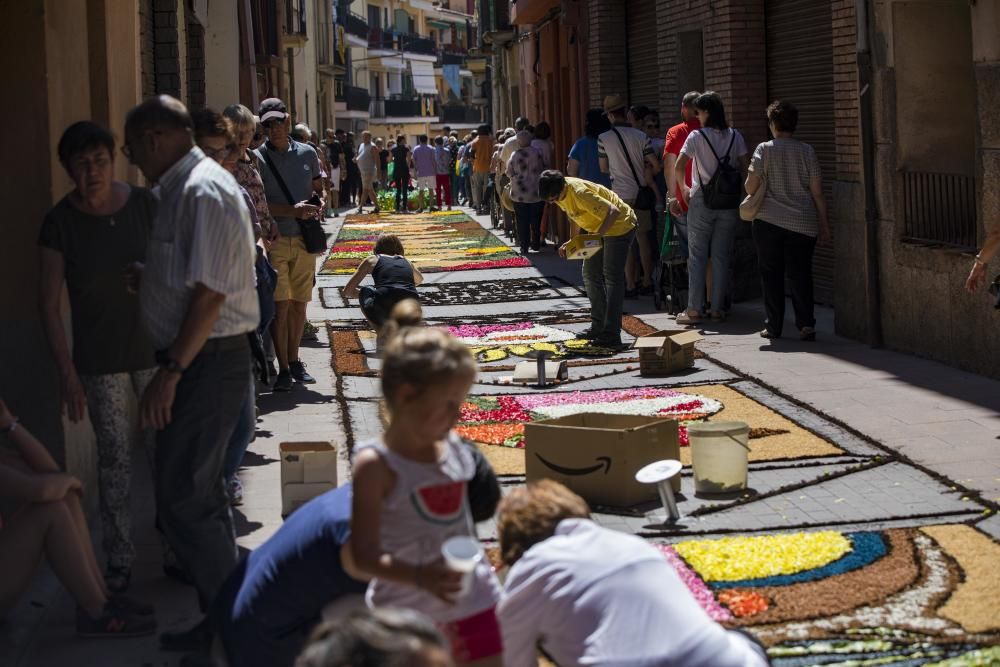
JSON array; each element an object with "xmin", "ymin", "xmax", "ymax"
[
  {"xmin": 409, "ymin": 60, "xmax": 438, "ymax": 95},
  {"xmin": 379, "ymin": 57, "xmax": 406, "ymax": 71}
]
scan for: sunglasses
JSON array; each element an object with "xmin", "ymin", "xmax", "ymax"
[{"xmin": 263, "ymin": 120, "xmax": 284, "ymax": 129}]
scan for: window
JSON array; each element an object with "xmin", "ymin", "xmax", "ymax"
[
  {"xmin": 368, "ymin": 5, "xmax": 380, "ymax": 29},
  {"xmin": 676, "ymin": 30, "xmax": 704, "ymax": 95}
]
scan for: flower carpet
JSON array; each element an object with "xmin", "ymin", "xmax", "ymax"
[
  {"xmin": 318, "ymin": 211, "xmax": 531, "ymax": 275},
  {"xmin": 655, "ymin": 525, "xmax": 1000, "ymax": 664},
  {"xmin": 319, "ymin": 208, "xmax": 1000, "ymax": 661}
]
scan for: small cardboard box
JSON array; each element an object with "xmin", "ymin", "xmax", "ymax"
[
  {"xmin": 633, "ymin": 329, "xmax": 704, "ymax": 376},
  {"xmin": 280, "ymin": 441, "xmax": 338, "ymax": 516},
  {"xmin": 524, "ymin": 413, "xmax": 680, "ymax": 508},
  {"xmin": 564, "ymin": 234, "xmax": 603, "ymax": 260}
]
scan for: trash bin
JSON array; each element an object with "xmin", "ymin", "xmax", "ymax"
[{"xmin": 689, "ymin": 421, "xmax": 750, "ymax": 494}]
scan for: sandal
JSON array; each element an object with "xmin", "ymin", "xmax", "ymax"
[
  {"xmin": 105, "ymin": 566, "xmax": 131, "ymax": 594},
  {"xmin": 709, "ymin": 311, "xmax": 727, "ymax": 322},
  {"xmin": 759, "ymin": 329, "xmax": 779, "ymax": 339},
  {"xmin": 675, "ymin": 311, "xmax": 701, "ymax": 326},
  {"xmin": 800, "ymin": 327, "xmax": 816, "ymax": 342}
]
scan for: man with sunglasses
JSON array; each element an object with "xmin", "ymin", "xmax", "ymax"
[{"xmin": 254, "ymin": 98, "xmax": 325, "ymax": 393}]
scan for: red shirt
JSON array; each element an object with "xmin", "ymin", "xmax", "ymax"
[{"xmin": 663, "ymin": 118, "xmax": 701, "ymax": 212}]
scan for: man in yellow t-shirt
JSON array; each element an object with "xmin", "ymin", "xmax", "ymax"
[
  {"xmin": 468, "ymin": 124, "xmax": 495, "ymax": 215},
  {"xmin": 539, "ymin": 170, "xmax": 637, "ymax": 349}
]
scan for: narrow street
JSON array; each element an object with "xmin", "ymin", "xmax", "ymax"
[{"xmin": 7, "ymin": 204, "xmax": 1000, "ymax": 665}]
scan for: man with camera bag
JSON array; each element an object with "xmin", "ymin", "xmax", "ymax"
[{"xmin": 254, "ymin": 98, "xmax": 325, "ymax": 393}]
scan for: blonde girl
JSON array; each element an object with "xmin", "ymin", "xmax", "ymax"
[{"xmin": 350, "ymin": 309, "xmax": 503, "ymax": 666}]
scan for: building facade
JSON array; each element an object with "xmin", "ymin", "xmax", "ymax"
[
  {"xmin": 334, "ymin": 0, "xmax": 488, "ymax": 141},
  {"xmin": 499, "ymin": 0, "xmax": 1000, "ymax": 377}
]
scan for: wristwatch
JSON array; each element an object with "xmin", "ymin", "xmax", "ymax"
[{"xmin": 155, "ymin": 349, "xmax": 186, "ymax": 374}]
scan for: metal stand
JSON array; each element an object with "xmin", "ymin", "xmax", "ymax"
[{"xmin": 635, "ymin": 459, "xmax": 683, "ymax": 524}]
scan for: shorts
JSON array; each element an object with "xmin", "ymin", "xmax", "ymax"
[
  {"xmin": 329, "ymin": 168, "xmax": 341, "ymax": 191},
  {"xmin": 439, "ymin": 606, "xmax": 503, "ymax": 663},
  {"xmin": 416, "ymin": 175, "xmax": 436, "ymax": 191},
  {"xmin": 361, "ymin": 173, "xmax": 376, "ymax": 190},
  {"xmin": 269, "ymin": 236, "xmax": 316, "ymax": 303},
  {"xmin": 359, "ymin": 286, "xmax": 418, "ymax": 327}
]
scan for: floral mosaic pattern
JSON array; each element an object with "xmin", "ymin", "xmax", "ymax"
[
  {"xmin": 319, "ymin": 211, "xmax": 530, "ymax": 274},
  {"xmin": 455, "ymin": 388, "xmax": 723, "ymax": 447},
  {"xmin": 448, "ymin": 321, "xmax": 625, "ymax": 362}
]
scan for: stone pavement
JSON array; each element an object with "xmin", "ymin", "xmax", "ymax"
[{"xmin": 6, "ymin": 204, "xmax": 1000, "ymax": 665}]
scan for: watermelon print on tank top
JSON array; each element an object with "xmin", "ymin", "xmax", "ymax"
[
  {"xmin": 356, "ymin": 433, "xmax": 501, "ymax": 624},
  {"xmin": 411, "ymin": 481, "xmax": 467, "ymax": 525}
]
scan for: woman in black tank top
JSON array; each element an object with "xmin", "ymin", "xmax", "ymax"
[{"xmin": 342, "ymin": 234, "xmax": 423, "ymax": 328}]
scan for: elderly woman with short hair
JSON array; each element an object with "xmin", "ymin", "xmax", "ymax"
[
  {"xmin": 745, "ymin": 100, "xmax": 830, "ymax": 341},
  {"xmin": 38, "ymin": 121, "xmax": 158, "ymax": 593},
  {"xmin": 496, "ymin": 480, "xmax": 771, "ymax": 667},
  {"xmin": 506, "ymin": 130, "xmax": 547, "ymax": 254}
]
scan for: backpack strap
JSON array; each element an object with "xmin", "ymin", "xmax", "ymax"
[{"xmin": 609, "ymin": 126, "xmax": 645, "ymax": 193}]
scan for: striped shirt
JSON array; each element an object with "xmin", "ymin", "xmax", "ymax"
[
  {"xmin": 749, "ymin": 138, "xmax": 822, "ymax": 237},
  {"xmin": 140, "ymin": 147, "xmax": 260, "ymax": 350}
]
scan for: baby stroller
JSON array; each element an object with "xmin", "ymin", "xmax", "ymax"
[{"xmin": 653, "ymin": 212, "xmax": 689, "ymax": 315}]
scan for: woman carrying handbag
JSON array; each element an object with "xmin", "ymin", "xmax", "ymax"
[{"xmin": 744, "ymin": 101, "xmax": 830, "ymax": 341}]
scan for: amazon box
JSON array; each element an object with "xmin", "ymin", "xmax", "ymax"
[
  {"xmin": 633, "ymin": 329, "xmax": 704, "ymax": 376},
  {"xmin": 524, "ymin": 413, "xmax": 680, "ymax": 508},
  {"xmin": 280, "ymin": 441, "xmax": 338, "ymax": 516}
]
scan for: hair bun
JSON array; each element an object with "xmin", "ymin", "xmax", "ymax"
[{"xmin": 378, "ymin": 298, "xmax": 424, "ymax": 351}]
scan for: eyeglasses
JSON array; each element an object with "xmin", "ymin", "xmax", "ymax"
[
  {"xmin": 263, "ymin": 120, "xmax": 284, "ymax": 130},
  {"xmin": 202, "ymin": 145, "xmax": 233, "ymax": 161}
]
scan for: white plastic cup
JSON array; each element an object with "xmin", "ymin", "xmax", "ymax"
[{"xmin": 441, "ymin": 535, "xmax": 482, "ymax": 598}]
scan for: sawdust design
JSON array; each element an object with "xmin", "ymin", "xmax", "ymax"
[{"xmin": 319, "ymin": 211, "xmax": 529, "ymax": 274}]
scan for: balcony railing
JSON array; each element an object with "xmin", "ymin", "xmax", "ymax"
[
  {"xmin": 342, "ymin": 85, "xmax": 371, "ymax": 112},
  {"xmin": 902, "ymin": 170, "xmax": 977, "ymax": 249},
  {"xmin": 440, "ymin": 104, "xmax": 484, "ymax": 124},
  {"xmin": 370, "ymin": 99, "xmax": 385, "ymax": 119},
  {"xmin": 368, "ymin": 28, "xmax": 438, "ymax": 56},
  {"xmin": 385, "ymin": 98, "xmax": 422, "ymax": 117},
  {"xmin": 285, "ymin": 0, "xmax": 307, "ymax": 36},
  {"xmin": 340, "ymin": 12, "xmax": 369, "ymax": 40},
  {"xmin": 439, "ymin": 52, "xmax": 465, "ymax": 66}
]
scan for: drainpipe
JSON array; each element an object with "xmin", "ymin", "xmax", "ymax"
[{"xmin": 856, "ymin": 0, "xmax": 883, "ymax": 347}]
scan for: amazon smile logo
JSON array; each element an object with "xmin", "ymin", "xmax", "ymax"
[{"xmin": 534, "ymin": 454, "xmax": 612, "ymax": 476}]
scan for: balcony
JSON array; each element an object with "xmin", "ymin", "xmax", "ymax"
[
  {"xmin": 370, "ymin": 96, "xmax": 439, "ymax": 120},
  {"xmin": 340, "ymin": 12, "xmax": 369, "ymax": 40},
  {"xmin": 440, "ymin": 104, "xmax": 484, "ymax": 124},
  {"xmin": 368, "ymin": 28, "xmax": 438, "ymax": 56},
  {"xmin": 385, "ymin": 98, "xmax": 422, "ymax": 117},
  {"xmin": 284, "ymin": 0, "xmax": 308, "ymax": 46},
  {"xmin": 439, "ymin": 51, "xmax": 465, "ymax": 66},
  {"xmin": 336, "ymin": 81, "xmax": 371, "ymax": 113}
]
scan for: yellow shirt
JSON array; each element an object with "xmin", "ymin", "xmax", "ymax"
[{"xmin": 554, "ymin": 177, "xmax": 637, "ymax": 237}]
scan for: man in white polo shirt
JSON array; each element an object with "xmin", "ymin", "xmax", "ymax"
[{"xmin": 126, "ymin": 95, "xmax": 259, "ymax": 632}]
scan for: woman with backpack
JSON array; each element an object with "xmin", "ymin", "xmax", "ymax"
[
  {"xmin": 745, "ymin": 101, "xmax": 830, "ymax": 341},
  {"xmin": 673, "ymin": 92, "xmax": 749, "ymax": 325}
]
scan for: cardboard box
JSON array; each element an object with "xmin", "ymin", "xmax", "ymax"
[
  {"xmin": 633, "ymin": 329, "xmax": 704, "ymax": 376},
  {"xmin": 524, "ymin": 413, "xmax": 680, "ymax": 508},
  {"xmin": 280, "ymin": 441, "xmax": 338, "ymax": 516},
  {"xmin": 564, "ymin": 234, "xmax": 603, "ymax": 260}
]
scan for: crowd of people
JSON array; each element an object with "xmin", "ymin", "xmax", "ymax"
[{"xmin": 0, "ymin": 84, "xmax": 847, "ymax": 666}]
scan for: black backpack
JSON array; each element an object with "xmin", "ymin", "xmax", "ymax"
[{"xmin": 695, "ymin": 130, "xmax": 742, "ymax": 210}]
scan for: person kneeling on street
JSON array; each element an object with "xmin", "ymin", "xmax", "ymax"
[
  {"xmin": 342, "ymin": 234, "xmax": 422, "ymax": 332},
  {"xmin": 539, "ymin": 170, "xmax": 636, "ymax": 350},
  {"xmin": 496, "ymin": 480, "xmax": 771, "ymax": 667}
]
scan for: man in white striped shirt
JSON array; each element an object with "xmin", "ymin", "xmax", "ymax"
[{"xmin": 125, "ymin": 96, "xmax": 258, "ymax": 641}]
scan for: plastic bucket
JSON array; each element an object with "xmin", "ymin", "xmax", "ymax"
[{"xmin": 688, "ymin": 421, "xmax": 750, "ymax": 494}]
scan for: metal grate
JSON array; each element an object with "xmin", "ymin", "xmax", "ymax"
[{"xmin": 902, "ymin": 171, "xmax": 977, "ymax": 249}]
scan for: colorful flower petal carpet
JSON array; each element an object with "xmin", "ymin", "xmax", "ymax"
[
  {"xmin": 319, "ymin": 210, "xmax": 530, "ymax": 275},
  {"xmin": 318, "ymin": 210, "xmax": 1000, "ymax": 664}
]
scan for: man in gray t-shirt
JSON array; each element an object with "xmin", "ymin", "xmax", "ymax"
[{"xmin": 254, "ymin": 97, "xmax": 325, "ymax": 392}]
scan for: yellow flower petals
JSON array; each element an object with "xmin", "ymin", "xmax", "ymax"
[{"xmin": 674, "ymin": 531, "xmax": 851, "ymax": 582}]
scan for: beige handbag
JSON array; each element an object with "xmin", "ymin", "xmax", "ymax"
[{"xmin": 739, "ymin": 171, "xmax": 766, "ymax": 222}]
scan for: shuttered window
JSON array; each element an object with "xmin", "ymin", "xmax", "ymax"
[
  {"xmin": 626, "ymin": 0, "xmax": 659, "ymax": 109},
  {"xmin": 765, "ymin": 0, "xmax": 836, "ymax": 304}
]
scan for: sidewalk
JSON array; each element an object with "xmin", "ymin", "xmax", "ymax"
[{"xmin": 6, "ymin": 205, "xmax": 1000, "ymax": 665}]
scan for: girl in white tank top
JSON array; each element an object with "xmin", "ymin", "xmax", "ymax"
[{"xmin": 349, "ymin": 315, "xmax": 503, "ymax": 666}]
